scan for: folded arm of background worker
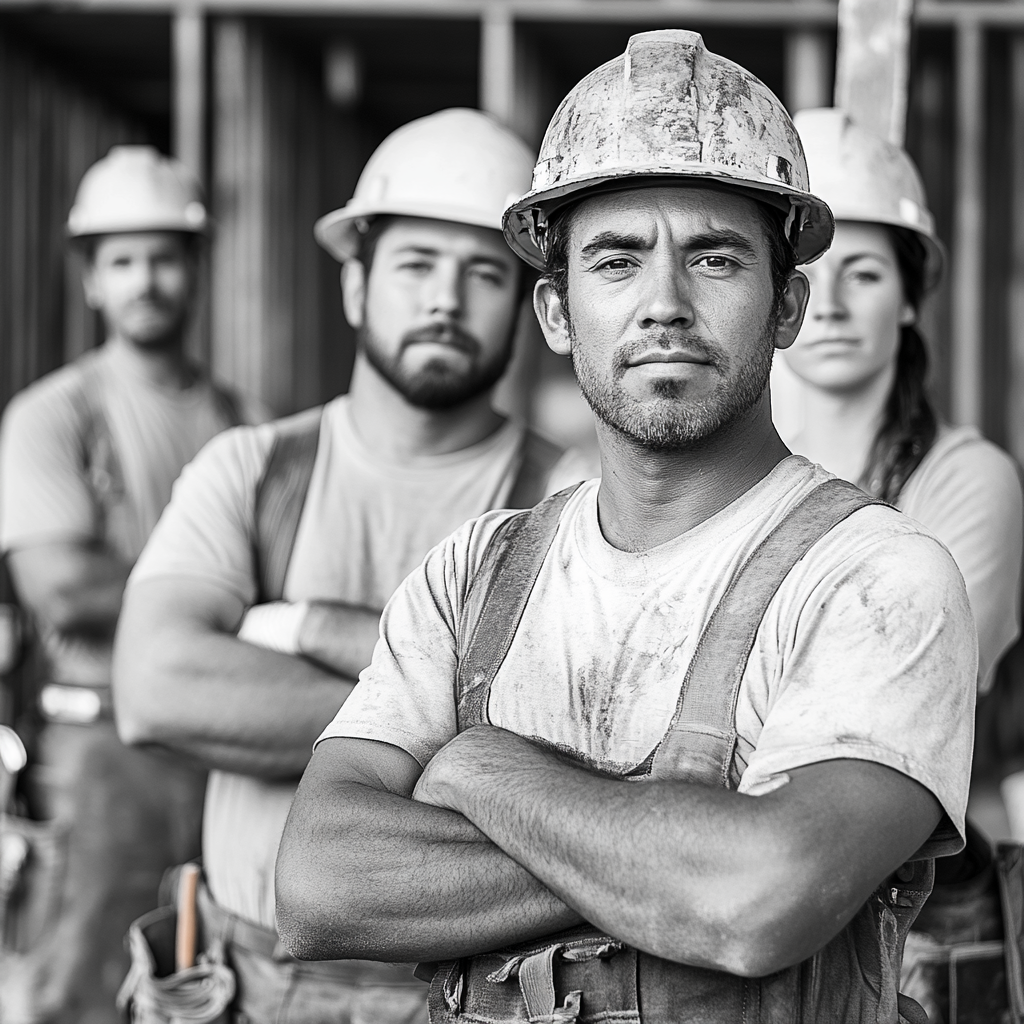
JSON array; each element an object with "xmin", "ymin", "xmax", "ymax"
[
  {"xmin": 276, "ymin": 495, "xmax": 977, "ymax": 977},
  {"xmin": 113, "ymin": 426, "xmax": 379, "ymax": 779}
]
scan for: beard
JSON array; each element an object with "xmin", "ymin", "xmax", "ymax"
[
  {"xmin": 359, "ymin": 318, "xmax": 515, "ymax": 410},
  {"xmin": 571, "ymin": 318, "xmax": 777, "ymax": 452}
]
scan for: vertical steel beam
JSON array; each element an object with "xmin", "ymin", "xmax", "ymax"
[
  {"xmin": 951, "ymin": 20, "xmax": 985, "ymax": 428},
  {"xmin": 480, "ymin": 3, "xmax": 514, "ymax": 124},
  {"xmin": 173, "ymin": 6, "xmax": 206, "ymax": 182},
  {"xmin": 784, "ymin": 29, "xmax": 832, "ymax": 114},
  {"xmin": 1009, "ymin": 34, "xmax": 1024, "ymax": 461}
]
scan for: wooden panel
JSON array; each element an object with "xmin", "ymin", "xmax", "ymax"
[
  {"xmin": 0, "ymin": 27, "xmax": 145, "ymax": 415},
  {"xmin": 211, "ymin": 17, "xmax": 339, "ymax": 415}
]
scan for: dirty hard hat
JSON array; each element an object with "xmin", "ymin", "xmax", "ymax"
[
  {"xmin": 315, "ymin": 108, "xmax": 535, "ymax": 263},
  {"xmin": 67, "ymin": 146, "xmax": 208, "ymax": 238},
  {"xmin": 503, "ymin": 29, "xmax": 834, "ymax": 271},
  {"xmin": 795, "ymin": 108, "xmax": 945, "ymax": 291}
]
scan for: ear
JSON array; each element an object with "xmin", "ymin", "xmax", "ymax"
[
  {"xmin": 772, "ymin": 270, "xmax": 810, "ymax": 352},
  {"xmin": 533, "ymin": 277, "xmax": 571, "ymax": 357},
  {"xmin": 898, "ymin": 300, "xmax": 917, "ymax": 327},
  {"xmin": 82, "ymin": 264, "xmax": 103, "ymax": 311},
  {"xmin": 341, "ymin": 260, "xmax": 366, "ymax": 329}
]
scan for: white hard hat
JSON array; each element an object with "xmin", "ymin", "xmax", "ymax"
[
  {"xmin": 315, "ymin": 108, "xmax": 535, "ymax": 263},
  {"xmin": 795, "ymin": 108, "xmax": 945, "ymax": 290},
  {"xmin": 67, "ymin": 146, "xmax": 208, "ymax": 238},
  {"xmin": 503, "ymin": 30, "xmax": 834, "ymax": 270}
]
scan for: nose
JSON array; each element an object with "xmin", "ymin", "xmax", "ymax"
[
  {"xmin": 810, "ymin": 267, "xmax": 847, "ymax": 322},
  {"xmin": 636, "ymin": 249, "xmax": 694, "ymax": 330},
  {"xmin": 425, "ymin": 258, "xmax": 463, "ymax": 320}
]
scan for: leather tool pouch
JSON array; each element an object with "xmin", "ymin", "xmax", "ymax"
[
  {"xmin": 117, "ymin": 865, "xmax": 235, "ymax": 1024},
  {"xmin": 901, "ymin": 822, "xmax": 1024, "ymax": 1023}
]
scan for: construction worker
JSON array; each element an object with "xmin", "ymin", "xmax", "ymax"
[
  {"xmin": 276, "ymin": 32, "xmax": 976, "ymax": 1023},
  {"xmin": 0, "ymin": 147, "xmax": 259, "ymax": 1024},
  {"xmin": 778, "ymin": 108, "xmax": 1023, "ymax": 697},
  {"xmin": 112, "ymin": 109, "xmax": 586, "ymax": 1023}
]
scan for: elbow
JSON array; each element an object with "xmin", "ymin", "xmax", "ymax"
[{"xmin": 111, "ymin": 631, "xmax": 182, "ymax": 747}]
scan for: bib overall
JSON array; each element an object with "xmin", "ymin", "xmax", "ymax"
[{"xmin": 427, "ymin": 480, "xmax": 935, "ymax": 1024}]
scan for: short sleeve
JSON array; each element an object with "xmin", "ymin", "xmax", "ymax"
[
  {"xmin": 899, "ymin": 437, "xmax": 1023, "ymax": 692},
  {"xmin": 315, "ymin": 510, "xmax": 515, "ymax": 765},
  {"xmin": 0, "ymin": 375, "xmax": 97, "ymax": 552},
  {"xmin": 128, "ymin": 425, "xmax": 273, "ymax": 606},
  {"xmin": 738, "ymin": 523, "xmax": 978, "ymax": 858}
]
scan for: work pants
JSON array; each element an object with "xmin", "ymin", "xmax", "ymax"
[
  {"xmin": 0, "ymin": 720, "xmax": 206, "ymax": 1024},
  {"xmin": 196, "ymin": 885, "xmax": 429, "ymax": 1024}
]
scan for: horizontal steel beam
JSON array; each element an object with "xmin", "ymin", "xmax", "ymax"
[{"xmin": 1, "ymin": 0, "xmax": 1023, "ymax": 29}]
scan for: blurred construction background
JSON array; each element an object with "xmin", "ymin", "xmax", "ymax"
[{"xmin": 0, "ymin": 0, "xmax": 1020, "ymax": 460}]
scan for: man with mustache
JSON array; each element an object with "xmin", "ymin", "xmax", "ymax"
[
  {"xmin": 113, "ymin": 109, "xmax": 585, "ymax": 1024},
  {"xmin": 277, "ymin": 33, "xmax": 976, "ymax": 1023},
  {"xmin": 0, "ymin": 147, "xmax": 259, "ymax": 1023}
]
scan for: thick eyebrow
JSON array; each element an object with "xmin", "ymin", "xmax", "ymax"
[
  {"xmin": 578, "ymin": 228, "xmax": 761, "ymax": 262},
  {"xmin": 392, "ymin": 245, "xmax": 512, "ymax": 272},
  {"xmin": 579, "ymin": 231, "xmax": 650, "ymax": 261}
]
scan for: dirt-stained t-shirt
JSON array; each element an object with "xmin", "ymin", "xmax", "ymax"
[
  {"xmin": 0, "ymin": 340, "xmax": 257, "ymax": 686},
  {"xmin": 128, "ymin": 395, "xmax": 590, "ymax": 929},
  {"xmin": 318, "ymin": 457, "xmax": 978, "ymax": 860}
]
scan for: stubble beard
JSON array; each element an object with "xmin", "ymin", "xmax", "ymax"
[
  {"xmin": 570, "ymin": 316, "xmax": 778, "ymax": 452},
  {"xmin": 358, "ymin": 317, "xmax": 515, "ymax": 411}
]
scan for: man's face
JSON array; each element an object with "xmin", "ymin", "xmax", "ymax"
[
  {"xmin": 83, "ymin": 232, "xmax": 196, "ymax": 348},
  {"xmin": 344, "ymin": 217, "xmax": 522, "ymax": 409},
  {"xmin": 535, "ymin": 186, "xmax": 806, "ymax": 451}
]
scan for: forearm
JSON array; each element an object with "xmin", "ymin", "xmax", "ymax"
[
  {"xmin": 277, "ymin": 774, "xmax": 580, "ymax": 962},
  {"xmin": 297, "ymin": 601, "xmax": 382, "ymax": 678},
  {"xmin": 425, "ymin": 729, "xmax": 939, "ymax": 976},
  {"xmin": 114, "ymin": 621, "xmax": 352, "ymax": 778}
]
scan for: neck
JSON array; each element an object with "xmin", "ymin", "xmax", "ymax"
[
  {"xmin": 106, "ymin": 332, "xmax": 195, "ymax": 390},
  {"xmin": 789, "ymin": 363, "xmax": 894, "ymax": 484},
  {"xmin": 346, "ymin": 352, "xmax": 504, "ymax": 459},
  {"xmin": 595, "ymin": 393, "xmax": 790, "ymax": 552}
]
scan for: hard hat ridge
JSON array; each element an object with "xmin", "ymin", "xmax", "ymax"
[
  {"xmin": 503, "ymin": 30, "xmax": 834, "ymax": 269},
  {"xmin": 67, "ymin": 145, "xmax": 207, "ymax": 239}
]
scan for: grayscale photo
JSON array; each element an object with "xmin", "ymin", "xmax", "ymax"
[{"xmin": 0, "ymin": 1, "xmax": 1020, "ymax": 1022}]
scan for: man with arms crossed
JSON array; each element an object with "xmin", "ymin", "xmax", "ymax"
[
  {"xmin": 113, "ymin": 109, "xmax": 584, "ymax": 1023},
  {"xmin": 0, "ymin": 147, "xmax": 255, "ymax": 1024},
  {"xmin": 277, "ymin": 34, "xmax": 976, "ymax": 1023}
]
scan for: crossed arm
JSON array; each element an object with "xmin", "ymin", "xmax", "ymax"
[
  {"xmin": 276, "ymin": 725, "xmax": 941, "ymax": 977},
  {"xmin": 112, "ymin": 576, "xmax": 381, "ymax": 779}
]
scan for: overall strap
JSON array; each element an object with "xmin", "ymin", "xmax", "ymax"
[
  {"xmin": 505, "ymin": 430, "xmax": 565, "ymax": 510},
  {"xmin": 75, "ymin": 354, "xmax": 127, "ymax": 513},
  {"xmin": 253, "ymin": 406, "xmax": 323, "ymax": 602},
  {"xmin": 456, "ymin": 484, "xmax": 582, "ymax": 730},
  {"xmin": 649, "ymin": 477, "xmax": 884, "ymax": 787}
]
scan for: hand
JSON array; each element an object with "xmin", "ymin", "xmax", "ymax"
[{"xmin": 412, "ymin": 726, "xmax": 534, "ymax": 813}]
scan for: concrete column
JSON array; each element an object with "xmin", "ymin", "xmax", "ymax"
[
  {"xmin": 784, "ymin": 29, "xmax": 832, "ymax": 114},
  {"xmin": 951, "ymin": 21, "xmax": 985, "ymax": 428},
  {"xmin": 480, "ymin": 3, "xmax": 514, "ymax": 125},
  {"xmin": 173, "ymin": 6, "xmax": 206, "ymax": 182},
  {"xmin": 1008, "ymin": 34, "xmax": 1024, "ymax": 462}
]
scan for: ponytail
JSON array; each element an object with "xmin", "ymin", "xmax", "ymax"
[{"xmin": 860, "ymin": 228, "xmax": 938, "ymax": 503}]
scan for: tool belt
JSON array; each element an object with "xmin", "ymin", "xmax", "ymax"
[{"xmin": 900, "ymin": 822, "xmax": 1024, "ymax": 1024}]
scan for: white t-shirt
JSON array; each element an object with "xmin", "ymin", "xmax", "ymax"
[
  {"xmin": 319, "ymin": 457, "xmax": 977, "ymax": 860},
  {"xmin": 130, "ymin": 395, "xmax": 589, "ymax": 929},
  {"xmin": 896, "ymin": 425, "xmax": 1023, "ymax": 693},
  {"xmin": 0, "ymin": 341, "xmax": 255, "ymax": 685}
]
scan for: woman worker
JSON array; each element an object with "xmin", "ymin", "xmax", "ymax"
[{"xmin": 780, "ymin": 107, "xmax": 1023, "ymax": 710}]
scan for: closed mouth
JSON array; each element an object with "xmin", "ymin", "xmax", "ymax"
[{"xmin": 627, "ymin": 350, "xmax": 711, "ymax": 367}]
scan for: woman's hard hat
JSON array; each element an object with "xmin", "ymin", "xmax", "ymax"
[
  {"xmin": 315, "ymin": 108, "xmax": 535, "ymax": 263},
  {"xmin": 67, "ymin": 146, "xmax": 208, "ymax": 238},
  {"xmin": 503, "ymin": 30, "xmax": 834, "ymax": 271},
  {"xmin": 794, "ymin": 108, "xmax": 945, "ymax": 290}
]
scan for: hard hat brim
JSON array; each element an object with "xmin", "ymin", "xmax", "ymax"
[
  {"xmin": 503, "ymin": 169, "xmax": 835, "ymax": 271},
  {"xmin": 67, "ymin": 219, "xmax": 209, "ymax": 239},
  {"xmin": 315, "ymin": 200, "xmax": 506, "ymax": 263}
]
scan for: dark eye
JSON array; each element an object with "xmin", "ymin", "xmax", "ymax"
[
  {"xmin": 398, "ymin": 259, "xmax": 432, "ymax": 274},
  {"xmin": 848, "ymin": 269, "xmax": 882, "ymax": 284},
  {"xmin": 595, "ymin": 256, "xmax": 636, "ymax": 274},
  {"xmin": 468, "ymin": 267, "xmax": 505, "ymax": 287},
  {"xmin": 694, "ymin": 254, "xmax": 736, "ymax": 270}
]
